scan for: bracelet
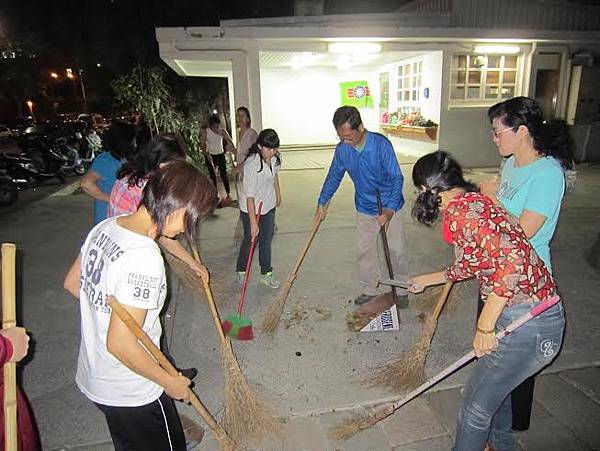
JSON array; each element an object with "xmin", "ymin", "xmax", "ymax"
[{"xmin": 476, "ymin": 325, "xmax": 495, "ymax": 335}]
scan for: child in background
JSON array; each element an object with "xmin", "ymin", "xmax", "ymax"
[
  {"xmin": 236, "ymin": 129, "xmax": 282, "ymax": 289},
  {"xmin": 80, "ymin": 121, "xmax": 135, "ymax": 224}
]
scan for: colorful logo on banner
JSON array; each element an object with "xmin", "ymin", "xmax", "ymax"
[{"xmin": 340, "ymin": 81, "xmax": 374, "ymax": 108}]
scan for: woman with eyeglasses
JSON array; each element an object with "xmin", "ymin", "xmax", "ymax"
[{"xmin": 480, "ymin": 96, "xmax": 574, "ymax": 432}]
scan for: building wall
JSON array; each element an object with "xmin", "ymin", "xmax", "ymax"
[
  {"xmin": 438, "ymin": 49, "xmax": 501, "ymax": 167},
  {"xmin": 260, "ymin": 66, "xmax": 380, "ymax": 145},
  {"xmin": 382, "ymin": 51, "xmax": 443, "ymax": 124}
]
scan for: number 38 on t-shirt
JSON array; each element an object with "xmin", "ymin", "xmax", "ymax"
[
  {"xmin": 133, "ymin": 287, "xmax": 151, "ymax": 300},
  {"xmin": 86, "ymin": 249, "xmax": 105, "ymax": 285}
]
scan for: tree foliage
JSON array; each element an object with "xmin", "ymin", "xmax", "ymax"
[{"xmin": 112, "ymin": 65, "xmax": 208, "ymax": 171}]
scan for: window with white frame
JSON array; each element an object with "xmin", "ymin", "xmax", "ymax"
[
  {"xmin": 397, "ymin": 60, "xmax": 423, "ymax": 115},
  {"xmin": 450, "ymin": 54, "xmax": 518, "ymax": 104}
]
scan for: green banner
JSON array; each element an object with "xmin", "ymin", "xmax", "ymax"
[{"xmin": 340, "ymin": 80, "xmax": 374, "ymax": 108}]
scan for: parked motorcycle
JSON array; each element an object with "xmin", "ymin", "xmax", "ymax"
[{"xmin": 18, "ymin": 125, "xmax": 86, "ymax": 178}]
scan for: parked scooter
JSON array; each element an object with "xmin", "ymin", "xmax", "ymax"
[
  {"xmin": 0, "ymin": 151, "xmax": 64, "ymax": 195},
  {"xmin": 18, "ymin": 126, "xmax": 86, "ymax": 178}
]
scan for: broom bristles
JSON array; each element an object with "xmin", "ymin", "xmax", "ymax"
[
  {"xmin": 163, "ymin": 250, "xmax": 279, "ymax": 446},
  {"xmin": 221, "ymin": 341, "xmax": 282, "ymax": 445},
  {"xmin": 365, "ymin": 318, "xmax": 437, "ymax": 392},
  {"xmin": 328, "ymin": 404, "xmax": 395, "ymax": 440},
  {"xmin": 260, "ymin": 279, "xmax": 293, "ymax": 332}
]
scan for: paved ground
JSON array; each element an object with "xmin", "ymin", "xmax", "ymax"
[{"xmin": 0, "ymin": 154, "xmax": 599, "ymax": 450}]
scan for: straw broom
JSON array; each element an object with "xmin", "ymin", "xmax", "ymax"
[
  {"xmin": 2, "ymin": 243, "xmax": 18, "ymax": 451},
  {"xmin": 107, "ymin": 296, "xmax": 237, "ymax": 451},
  {"xmin": 330, "ymin": 295, "xmax": 561, "ymax": 441},
  {"xmin": 365, "ymin": 282, "xmax": 454, "ymax": 392},
  {"xmin": 165, "ymin": 245, "xmax": 280, "ymax": 445},
  {"xmin": 261, "ymin": 211, "xmax": 326, "ymax": 332}
]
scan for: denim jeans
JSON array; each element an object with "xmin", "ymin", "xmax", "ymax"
[
  {"xmin": 453, "ymin": 301, "xmax": 565, "ymax": 451},
  {"xmin": 236, "ymin": 208, "xmax": 275, "ymax": 274}
]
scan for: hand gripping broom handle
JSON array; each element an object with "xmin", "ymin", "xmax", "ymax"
[
  {"xmin": 375, "ymin": 190, "xmax": 397, "ymax": 304},
  {"xmin": 377, "ymin": 295, "xmax": 561, "ymax": 419},
  {"xmin": 2, "ymin": 243, "xmax": 18, "ymax": 451},
  {"xmin": 107, "ymin": 296, "xmax": 235, "ymax": 449},
  {"xmin": 238, "ymin": 202, "xmax": 262, "ymax": 316}
]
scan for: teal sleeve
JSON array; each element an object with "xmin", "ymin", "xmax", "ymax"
[{"xmin": 523, "ymin": 169, "xmax": 564, "ymax": 218}]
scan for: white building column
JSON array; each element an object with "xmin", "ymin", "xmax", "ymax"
[{"xmin": 246, "ymin": 43, "xmax": 263, "ymax": 130}]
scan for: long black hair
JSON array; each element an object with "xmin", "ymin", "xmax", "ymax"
[
  {"xmin": 245, "ymin": 128, "xmax": 281, "ymax": 172},
  {"xmin": 412, "ymin": 151, "xmax": 478, "ymax": 226},
  {"xmin": 141, "ymin": 160, "xmax": 216, "ymax": 242},
  {"xmin": 488, "ymin": 96, "xmax": 574, "ymax": 170},
  {"xmin": 117, "ymin": 133, "xmax": 186, "ymax": 187}
]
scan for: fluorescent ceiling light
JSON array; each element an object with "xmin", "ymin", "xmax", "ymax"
[
  {"xmin": 474, "ymin": 45, "xmax": 520, "ymax": 54},
  {"xmin": 287, "ymin": 52, "xmax": 323, "ymax": 69},
  {"xmin": 328, "ymin": 43, "xmax": 381, "ymax": 54}
]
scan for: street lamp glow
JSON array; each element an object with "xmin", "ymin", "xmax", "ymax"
[
  {"xmin": 66, "ymin": 68, "xmax": 74, "ymax": 79},
  {"xmin": 50, "ymin": 72, "xmax": 58, "ymax": 79},
  {"xmin": 26, "ymin": 100, "xmax": 33, "ymax": 109},
  {"xmin": 474, "ymin": 45, "xmax": 520, "ymax": 54}
]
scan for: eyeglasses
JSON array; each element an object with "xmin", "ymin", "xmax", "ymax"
[{"xmin": 491, "ymin": 126, "xmax": 517, "ymax": 139}]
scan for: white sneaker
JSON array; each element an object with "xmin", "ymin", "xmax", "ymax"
[
  {"xmin": 259, "ymin": 272, "xmax": 280, "ymax": 289},
  {"xmin": 236, "ymin": 271, "xmax": 245, "ymax": 283}
]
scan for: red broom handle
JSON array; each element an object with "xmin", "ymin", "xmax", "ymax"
[{"xmin": 238, "ymin": 202, "xmax": 262, "ymax": 316}]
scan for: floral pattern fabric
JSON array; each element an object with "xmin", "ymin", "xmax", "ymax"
[{"xmin": 445, "ymin": 192, "xmax": 556, "ymax": 305}]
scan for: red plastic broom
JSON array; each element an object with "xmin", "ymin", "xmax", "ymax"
[{"xmin": 222, "ymin": 202, "xmax": 263, "ymax": 340}]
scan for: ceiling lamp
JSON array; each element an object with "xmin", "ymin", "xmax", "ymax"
[
  {"xmin": 474, "ymin": 45, "xmax": 520, "ymax": 54},
  {"xmin": 328, "ymin": 43, "xmax": 381, "ymax": 54}
]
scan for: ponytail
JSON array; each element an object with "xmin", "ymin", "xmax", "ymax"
[
  {"xmin": 411, "ymin": 151, "xmax": 478, "ymax": 226},
  {"xmin": 539, "ymin": 120, "xmax": 574, "ymax": 170}
]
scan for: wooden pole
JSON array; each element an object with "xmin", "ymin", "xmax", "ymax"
[
  {"xmin": 107, "ymin": 296, "xmax": 236, "ymax": 450},
  {"xmin": 190, "ymin": 247, "xmax": 228, "ymax": 344},
  {"xmin": 2, "ymin": 243, "xmax": 18, "ymax": 451}
]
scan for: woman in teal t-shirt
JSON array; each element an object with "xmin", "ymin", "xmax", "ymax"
[{"xmin": 480, "ymin": 96, "xmax": 575, "ymax": 433}]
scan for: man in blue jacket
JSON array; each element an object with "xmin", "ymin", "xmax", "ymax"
[{"xmin": 315, "ymin": 106, "xmax": 408, "ymax": 306}]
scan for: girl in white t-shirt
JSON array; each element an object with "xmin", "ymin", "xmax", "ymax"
[
  {"xmin": 236, "ymin": 128, "xmax": 282, "ymax": 289},
  {"xmin": 64, "ymin": 160, "xmax": 216, "ymax": 450}
]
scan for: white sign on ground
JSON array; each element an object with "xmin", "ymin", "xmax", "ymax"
[{"xmin": 360, "ymin": 307, "xmax": 400, "ymax": 332}]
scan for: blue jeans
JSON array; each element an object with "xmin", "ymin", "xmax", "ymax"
[
  {"xmin": 236, "ymin": 208, "xmax": 276, "ymax": 274},
  {"xmin": 453, "ymin": 301, "xmax": 565, "ymax": 451}
]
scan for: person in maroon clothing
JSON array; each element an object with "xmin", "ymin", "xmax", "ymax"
[
  {"xmin": 408, "ymin": 151, "xmax": 565, "ymax": 451},
  {"xmin": 0, "ymin": 325, "xmax": 40, "ymax": 450}
]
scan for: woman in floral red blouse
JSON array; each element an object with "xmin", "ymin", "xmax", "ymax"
[{"xmin": 408, "ymin": 151, "xmax": 565, "ymax": 451}]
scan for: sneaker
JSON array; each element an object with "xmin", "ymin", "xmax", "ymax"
[
  {"xmin": 353, "ymin": 293, "xmax": 376, "ymax": 305},
  {"xmin": 259, "ymin": 272, "xmax": 280, "ymax": 289},
  {"xmin": 236, "ymin": 271, "xmax": 245, "ymax": 283}
]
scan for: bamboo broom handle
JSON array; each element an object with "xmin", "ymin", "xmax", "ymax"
[
  {"xmin": 287, "ymin": 215, "xmax": 324, "ymax": 281},
  {"xmin": 106, "ymin": 296, "xmax": 235, "ymax": 448},
  {"xmin": 430, "ymin": 282, "xmax": 454, "ymax": 323},
  {"xmin": 190, "ymin": 247, "xmax": 228, "ymax": 344},
  {"xmin": 2, "ymin": 243, "xmax": 18, "ymax": 451}
]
